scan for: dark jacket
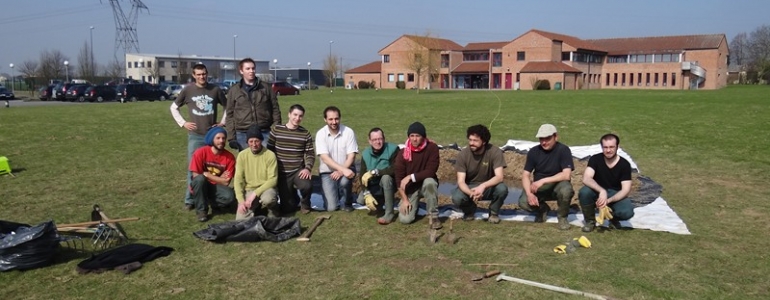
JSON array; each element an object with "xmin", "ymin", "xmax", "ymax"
[
  {"xmin": 394, "ymin": 141, "xmax": 440, "ymax": 195},
  {"xmin": 225, "ymin": 78, "xmax": 282, "ymax": 139}
]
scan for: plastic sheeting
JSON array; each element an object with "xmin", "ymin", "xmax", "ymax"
[
  {"xmin": 0, "ymin": 220, "xmax": 61, "ymax": 272},
  {"xmin": 194, "ymin": 216, "xmax": 301, "ymax": 242}
]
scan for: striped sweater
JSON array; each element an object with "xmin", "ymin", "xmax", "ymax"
[{"xmin": 267, "ymin": 124, "xmax": 315, "ymax": 173}]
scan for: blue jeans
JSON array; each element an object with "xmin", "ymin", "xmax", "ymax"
[
  {"xmin": 320, "ymin": 172, "xmax": 354, "ymax": 211},
  {"xmin": 235, "ymin": 129, "xmax": 271, "ymax": 152},
  {"xmin": 185, "ymin": 133, "xmax": 206, "ymax": 205},
  {"xmin": 578, "ymin": 187, "xmax": 635, "ymax": 221}
]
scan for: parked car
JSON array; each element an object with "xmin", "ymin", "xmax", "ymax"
[
  {"xmin": 0, "ymin": 87, "xmax": 14, "ymax": 100},
  {"xmin": 216, "ymin": 82, "xmax": 230, "ymax": 93},
  {"xmin": 65, "ymin": 84, "xmax": 92, "ymax": 102},
  {"xmin": 163, "ymin": 84, "xmax": 181, "ymax": 96},
  {"xmin": 116, "ymin": 83, "xmax": 170, "ymax": 102},
  {"xmin": 169, "ymin": 84, "xmax": 184, "ymax": 100},
  {"xmin": 38, "ymin": 86, "xmax": 51, "ymax": 101},
  {"xmin": 293, "ymin": 81, "xmax": 318, "ymax": 90},
  {"xmin": 271, "ymin": 81, "xmax": 300, "ymax": 96},
  {"xmin": 84, "ymin": 85, "xmax": 117, "ymax": 102},
  {"xmin": 52, "ymin": 83, "xmax": 77, "ymax": 101}
]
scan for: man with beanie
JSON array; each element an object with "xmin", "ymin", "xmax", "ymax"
[
  {"xmin": 578, "ymin": 133, "xmax": 634, "ymax": 232},
  {"xmin": 452, "ymin": 124, "xmax": 508, "ymax": 224},
  {"xmin": 394, "ymin": 122, "xmax": 441, "ymax": 229},
  {"xmin": 357, "ymin": 127, "xmax": 399, "ymax": 225},
  {"xmin": 268, "ymin": 104, "xmax": 315, "ymax": 214},
  {"xmin": 518, "ymin": 124, "xmax": 575, "ymax": 230},
  {"xmin": 315, "ymin": 106, "xmax": 358, "ymax": 212},
  {"xmin": 226, "ymin": 58, "xmax": 282, "ymax": 151},
  {"xmin": 234, "ymin": 125, "xmax": 279, "ymax": 220},
  {"xmin": 189, "ymin": 127, "xmax": 236, "ymax": 222},
  {"xmin": 170, "ymin": 63, "xmax": 228, "ymax": 211}
]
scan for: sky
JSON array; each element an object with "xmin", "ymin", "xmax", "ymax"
[{"xmin": 1, "ymin": 0, "xmax": 768, "ymax": 75}]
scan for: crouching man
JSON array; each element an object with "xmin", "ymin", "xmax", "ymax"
[
  {"xmin": 579, "ymin": 133, "xmax": 634, "ymax": 232},
  {"xmin": 394, "ymin": 122, "xmax": 441, "ymax": 229},
  {"xmin": 190, "ymin": 127, "xmax": 236, "ymax": 222},
  {"xmin": 234, "ymin": 125, "xmax": 279, "ymax": 220},
  {"xmin": 358, "ymin": 128, "xmax": 399, "ymax": 225}
]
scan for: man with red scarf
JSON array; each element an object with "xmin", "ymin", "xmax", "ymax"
[{"xmin": 394, "ymin": 122, "xmax": 442, "ymax": 229}]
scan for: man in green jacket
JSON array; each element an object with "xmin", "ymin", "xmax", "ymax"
[
  {"xmin": 234, "ymin": 125, "xmax": 279, "ymax": 219},
  {"xmin": 357, "ymin": 128, "xmax": 399, "ymax": 225},
  {"xmin": 226, "ymin": 58, "xmax": 282, "ymax": 151}
]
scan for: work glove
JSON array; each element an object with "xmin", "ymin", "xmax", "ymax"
[
  {"xmin": 572, "ymin": 236, "xmax": 592, "ymax": 248},
  {"xmin": 229, "ymin": 140, "xmax": 240, "ymax": 150},
  {"xmin": 364, "ymin": 191, "xmax": 378, "ymax": 211},
  {"xmin": 361, "ymin": 171, "xmax": 373, "ymax": 187},
  {"xmin": 553, "ymin": 243, "xmax": 576, "ymax": 254},
  {"xmin": 596, "ymin": 206, "xmax": 614, "ymax": 225}
]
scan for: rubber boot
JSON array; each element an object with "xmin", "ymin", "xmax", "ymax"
[
  {"xmin": 429, "ymin": 212, "xmax": 443, "ymax": 230},
  {"xmin": 581, "ymin": 205, "xmax": 596, "ymax": 232},
  {"xmin": 557, "ymin": 204, "xmax": 571, "ymax": 230},
  {"xmin": 378, "ymin": 192, "xmax": 395, "ymax": 225}
]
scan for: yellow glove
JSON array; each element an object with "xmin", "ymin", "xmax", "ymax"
[
  {"xmin": 573, "ymin": 236, "xmax": 592, "ymax": 248},
  {"xmin": 361, "ymin": 171, "xmax": 373, "ymax": 187},
  {"xmin": 553, "ymin": 244, "xmax": 567, "ymax": 254},
  {"xmin": 596, "ymin": 206, "xmax": 613, "ymax": 225},
  {"xmin": 364, "ymin": 192, "xmax": 378, "ymax": 211}
]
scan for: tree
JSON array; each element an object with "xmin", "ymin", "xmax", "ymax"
[
  {"xmin": 38, "ymin": 49, "xmax": 69, "ymax": 85},
  {"xmin": 403, "ymin": 32, "xmax": 442, "ymax": 93},
  {"xmin": 102, "ymin": 59, "xmax": 125, "ymax": 82},
  {"xmin": 77, "ymin": 40, "xmax": 98, "ymax": 82},
  {"xmin": 729, "ymin": 32, "xmax": 749, "ymax": 67},
  {"xmin": 747, "ymin": 25, "xmax": 770, "ymax": 83},
  {"xmin": 17, "ymin": 60, "xmax": 39, "ymax": 91},
  {"xmin": 142, "ymin": 59, "xmax": 161, "ymax": 83},
  {"xmin": 323, "ymin": 54, "xmax": 339, "ymax": 87},
  {"xmin": 176, "ymin": 52, "xmax": 190, "ymax": 83}
]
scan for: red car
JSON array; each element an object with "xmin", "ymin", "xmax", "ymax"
[{"xmin": 271, "ymin": 81, "xmax": 300, "ymax": 96}]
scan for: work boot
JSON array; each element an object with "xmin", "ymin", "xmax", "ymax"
[
  {"xmin": 534, "ymin": 206, "xmax": 549, "ymax": 223},
  {"xmin": 609, "ymin": 219, "xmax": 622, "ymax": 229},
  {"xmin": 342, "ymin": 206, "xmax": 355, "ymax": 212},
  {"xmin": 461, "ymin": 206, "xmax": 476, "ymax": 221},
  {"xmin": 196, "ymin": 211, "xmax": 208, "ymax": 222},
  {"xmin": 557, "ymin": 217, "xmax": 570, "ymax": 230},
  {"xmin": 429, "ymin": 214, "xmax": 443, "ymax": 230},
  {"xmin": 487, "ymin": 213, "xmax": 501, "ymax": 224},
  {"xmin": 581, "ymin": 205, "xmax": 596, "ymax": 232},
  {"xmin": 582, "ymin": 220, "xmax": 596, "ymax": 232},
  {"xmin": 184, "ymin": 203, "xmax": 194, "ymax": 211},
  {"xmin": 300, "ymin": 204, "xmax": 311, "ymax": 215}
]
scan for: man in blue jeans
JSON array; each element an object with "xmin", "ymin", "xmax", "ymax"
[
  {"xmin": 315, "ymin": 106, "xmax": 358, "ymax": 212},
  {"xmin": 170, "ymin": 63, "xmax": 228, "ymax": 210},
  {"xmin": 578, "ymin": 133, "xmax": 634, "ymax": 232}
]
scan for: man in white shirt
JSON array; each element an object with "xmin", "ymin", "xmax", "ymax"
[{"xmin": 315, "ymin": 106, "xmax": 358, "ymax": 212}]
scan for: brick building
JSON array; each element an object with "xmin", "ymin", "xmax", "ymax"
[{"xmin": 345, "ymin": 29, "xmax": 729, "ymax": 90}]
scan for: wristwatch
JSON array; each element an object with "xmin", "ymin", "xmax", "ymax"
[{"xmin": 371, "ymin": 169, "xmax": 379, "ymax": 176}]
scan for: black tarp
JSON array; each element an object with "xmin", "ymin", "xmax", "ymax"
[{"xmin": 193, "ymin": 216, "xmax": 301, "ymax": 243}]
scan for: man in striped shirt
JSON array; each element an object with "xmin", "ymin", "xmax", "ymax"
[{"xmin": 267, "ymin": 104, "xmax": 315, "ymax": 214}]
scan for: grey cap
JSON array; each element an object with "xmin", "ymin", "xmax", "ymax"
[{"xmin": 535, "ymin": 124, "xmax": 558, "ymax": 138}]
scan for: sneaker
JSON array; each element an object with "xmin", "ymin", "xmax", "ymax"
[
  {"xmin": 581, "ymin": 221, "xmax": 596, "ymax": 232},
  {"xmin": 557, "ymin": 217, "xmax": 570, "ymax": 230},
  {"xmin": 534, "ymin": 207, "xmax": 548, "ymax": 223},
  {"xmin": 196, "ymin": 211, "xmax": 208, "ymax": 222},
  {"xmin": 184, "ymin": 204, "xmax": 194, "ymax": 211},
  {"xmin": 487, "ymin": 214, "xmax": 501, "ymax": 224}
]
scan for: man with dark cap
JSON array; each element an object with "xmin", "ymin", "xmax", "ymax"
[
  {"xmin": 233, "ymin": 125, "xmax": 279, "ymax": 220},
  {"xmin": 518, "ymin": 124, "xmax": 575, "ymax": 230},
  {"xmin": 189, "ymin": 127, "xmax": 236, "ymax": 222},
  {"xmin": 394, "ymin": 122, "xmax": 441, "ymax": 229},
  {"xmin": 452, "ymin": 124, "xmax": 508, "ymax": 224},
  {"xmin": 357, "ymin": 127, "xmax": 399, "ymax": 225}
]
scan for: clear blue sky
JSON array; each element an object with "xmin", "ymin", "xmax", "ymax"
[{"xmin": 1, "ymin": 0, "xmax": 768, "ymax": 74}]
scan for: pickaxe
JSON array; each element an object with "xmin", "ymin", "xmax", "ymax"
[{"xmin": 297, "ymin": 215, "xmax": 331, "ymax": 242}]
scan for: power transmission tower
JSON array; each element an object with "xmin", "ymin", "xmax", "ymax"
[{"xmin": 104, "ymin": 0, "xmax": 148, "ymax": 62}]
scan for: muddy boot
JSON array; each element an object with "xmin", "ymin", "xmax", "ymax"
[
  {"xmin": 581, "ymin": 205, "xmax": 596, "ymax": 232},
  {"xmin": 557, "ymin": 203, "xmax": 571, "ymax": 230},
  {"xmin": 534, "ymin": 205, "xmax": 549, "ymax": 223},
  {"xmin": 429, "ymin": 213, "xmax": 443, "ymax": 230}
]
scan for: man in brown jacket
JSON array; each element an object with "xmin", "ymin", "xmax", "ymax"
[
  {"xmin": 394, "ymin": 122, "xmax": 441, "ymax": 229},
  {"xmin": 226, "ymin": 58, "xmax": 282, "ymax": 151}
]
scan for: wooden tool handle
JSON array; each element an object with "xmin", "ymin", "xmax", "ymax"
[
  {"xmin": 297, "ymin": 217, "xmax": 328, "ymax": 242},
  {"xmin": 56, "ymin": 217, "xmax": 140, "ymax": 228}
]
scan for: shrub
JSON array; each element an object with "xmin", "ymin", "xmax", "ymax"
[
  {"xmin": 396, "ymin": 81, "xmax": 406, "ymax": 89},
  {"xmin": 536, "ymin": 79, "xmax": 551, "ymax": 90},
  {"xmin": 358, "ymin": 81, "xmax": 371, "ymax": 89}
]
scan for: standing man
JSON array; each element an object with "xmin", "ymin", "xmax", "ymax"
[
  {"xmin": 394, "ymin": 122, "xmax": 441, "ymax": 229},
  {"xmin": 267, "ymin": 104, "xmax": 315, "ymax": 215},
  {"xmin": 234, "ymin": 125, "xmax": 279, "ymax": 220},
  {"xmin": 189, "ymin": 127, "xmax": 236, "ymax": 222},
  {"xmin": 518, "ymin": 124, "xmax": 575, "ymax": 230},
  {"xmin": 451, "ymin": 124, "xmax": 508, "ymax": 224},
  {"xmin": 578, "ymin": 133, "xmax": 634, "ymax": 232},
  {"xmin": 315, "ymin": 106, "xmax": 358, "ymax": 212},
  {"xmin": 358, "ymin": 128, "xmax": 399, "ymax": 225},
  {"xmin": 226, "ymin": 58, "xmax": 282, "ymax": 151},
  {"xmin": 170, "ymin": 63, "xmax": 228, "ymax": 211}
]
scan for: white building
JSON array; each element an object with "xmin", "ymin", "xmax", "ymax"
[{"xmin": 125, "ymin": 53, "xmax": 270, "ymax": 84}]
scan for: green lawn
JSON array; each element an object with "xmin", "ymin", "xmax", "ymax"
[{"xmin": 1, "ymin": 86, "xmax": 769, "ymax": 299}]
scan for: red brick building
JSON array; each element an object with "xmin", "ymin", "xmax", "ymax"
[{"xmin": 345, "ymin": 29, "xmax": 729, "ymax": 90}]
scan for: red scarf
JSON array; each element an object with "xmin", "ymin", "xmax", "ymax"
[{"xmin": 403, "ymin": 139, "xmax": 429, "ymax": 162}]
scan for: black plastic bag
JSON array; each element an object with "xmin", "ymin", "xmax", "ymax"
[
  {"xmin": 0, "ymin": 220, "xmax": 61, "ymax": 272},
  {"xmin": 193, "ymin": 216, "xmax": 301, "ymax": 242}
]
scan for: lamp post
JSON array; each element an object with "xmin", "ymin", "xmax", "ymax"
[
  {"xmin": 233, "ymin": 34, "xmax": 237, "ymax": 81},
  {"xmin": 307, "ymin": 62, "xmax": 311, "ymax": 89},
  {"xmin": 329, "ymin": 40, "xmax": 334, "ymax": 88},
  {"xmin": 272, "ymin": 59, "xmax": 278, "ymax": 81},
  {"xmin": 9, "ymin": 63, "xmax": 14, "ymax": 93},
  {"xmin": 90, "ymin": 26, "xmax": 94, "ymax": 80},
  {"xmin": 64, "ymin": 60, "xmax": 69, "ymax": 82}
]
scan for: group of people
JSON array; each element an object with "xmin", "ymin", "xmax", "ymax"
[{"xmin": 168, "ymin": 58, "xmax": 635, "ymax": 232}]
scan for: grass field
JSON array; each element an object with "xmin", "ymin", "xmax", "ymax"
[{"xmin": 1, "ymin": 86, "xmax": 769, "ymax": 299}]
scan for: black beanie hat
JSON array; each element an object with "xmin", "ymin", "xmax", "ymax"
[
  {"xmin": 246, "ymin": 124, "xmax": 263, "ymax": 141},
  {"xmin": 407, "ymin": 122, "xmax": 426, "ymax": 138}
]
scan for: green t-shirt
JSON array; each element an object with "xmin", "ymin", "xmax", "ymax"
[{"xmin": 454, "ymin": 144, "xmax": 506, "ymax": 184}]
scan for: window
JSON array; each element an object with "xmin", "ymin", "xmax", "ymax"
[
  {"xmin": 629, "ymin": 73, "xmax": 634, "ymax": 85},
  {"xmin": 147, "ymin": 61, "xmax": 152, "ymax": 68},
  {"xmin": 605, "ymin": 73, "xmax": 610, "ymax": 86},
  {"xmin": 127, "ymin": 61, "xmax": 132, "ymax": 68},
  {"xmin": 671, "ymin": 73, "xmax": 676, "ymax": 86},
  {"xmin": 492, "ymin": 52, "xmax": 502, "ymax": 67},
  {"xmin": 397, "ymin": 73, "xmax": 404, "ymax": 81},
  {"xmin": 638, "ymin": 73, "xmax": 642, "ymax": 86},
  {"xmin": 608, "ymin": 55, "xmax": 628, "ymax": 63},
  {"xmin": 621, "ymin": 73, "xmax": 626, "ymax": 86},
  {"xmin": 172, "ymin": 76, "xmax": 178, "ymax": 82},
  {"xmin": 654, "ymin": 54, "xmax": 662, "ymax": 63},
  {"xmin": 388, "ymin": 74, "xmax": 394, "ymax": 82},
  {"xmin": 180, "ymin": 62, "xmax": 188, "ymax": 70},
  {"xmin": 383, "ymin": 55, "xmax": 390, "ymax": 63},
  {"xmin": 663, "ymin": 73, "xmax": 668, "ymax": 86},
  {"xmin": 654, "ymin": 73, "xmax": 659, "ymax": 86},
  {"xmin": 463, "ymin": 52, "xmax": 489, "ymax": 61},
  {"xmin": 613, "ymin": 73, "xmax": 618, "ymax": 86},
  {"xmin": 661, "ymin": 54, "xmax": 672, "ymax": 62},
  {"xmin": 646, "ymin": 73, "xmax": 650, "ymax": 86},
  {"xmin": 171, "ymin": 61, "xmax": 178, "ymax": 68},
  {"xmin": 407, "ymin": 73, "xmax": 414, "ymax": 82},
  {"xmin": 646, "ymin": 54, "xmax": 653, "ymax": 63},
  {"xmin": 517, "ymin": 51, "xmax": 525, "ymax": 61},
  {"xmin": 134, "ymin": 62, "xmax": 139, "ymax": 68},
  {"xmin": 159, "ymin": 76, "xmax": 166, "ymax": 82},
  {"xmin": 561, "ymin": 52, "xmax": 570, "ymax": 61},
  {"xmin": 159, "ymin": 61, "xmax": 165, "ymax": 68},
  {"xmin": 441, "ymin": 54, "xmax": 449, "ymax": 68}
]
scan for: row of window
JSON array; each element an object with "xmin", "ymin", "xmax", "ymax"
[
  {"xmin": 127, "ymin": 60, "xmax": 184, "ymax": 69},
  {"xmin": 387, "ymin": 73, "xmax": 415, "ymax": 82},
  {"xmin": 607, "ymin": 53, "xmax": 681, "ymax": 64},
  {"xmin": 606, "ymin": 72, "xmax": 677, "ymax": 87}
]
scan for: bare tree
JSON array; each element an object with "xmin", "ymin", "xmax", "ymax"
[
  {"xmin": 730, "ymin": 32, "xmax": 749, "ymax": 68},
  {"xmin": 403, "ymin": 32, "xmax": 442, "ymax": 93},
  {"xmin": 176, "ymin": 52, "xmax": 190, "ymax": 83},
  {"xmin": 76, "ymin": 40, "xmax": 98, "ymax": 82},
  {"xmin": 38, "ymin": 49, "xmax": 69, "ymax": 85},
  {"xmin": 17, "ymin": 60, "xmax": 39, "ymax": 91},
  {"xmin": 102, "ymin": 59, "xmax": 125, "ymax": 82},
  {"xmin": 747, "ymin": 25, "xmax": 770, "ymax": 82},
  {"xmin": 142, "ymin": 59, "xmax": 161, "ymax": 83},
  {"xmin": 323, "ymin": 54, "xmax": 339, "ymax": 87}
]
